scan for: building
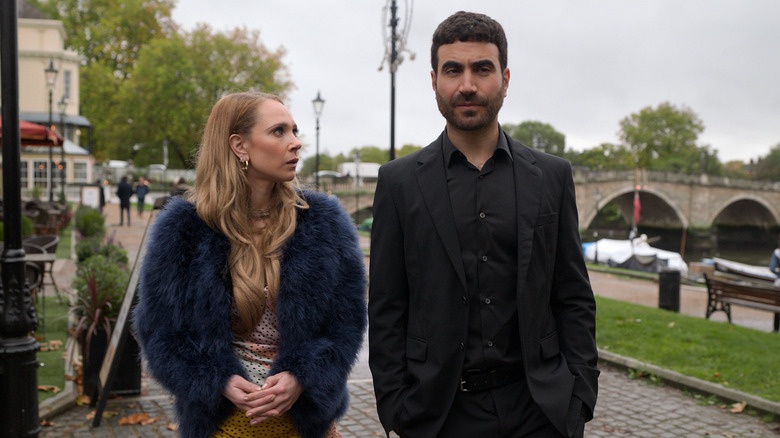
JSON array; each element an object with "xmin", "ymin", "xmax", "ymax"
[{"xmin": 1, "ymin": 0, "xmax": 94, "ymax": 198}]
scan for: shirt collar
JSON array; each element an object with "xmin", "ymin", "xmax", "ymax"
[{"xmin": 443, "ymin": 125, "xmax": 513, "ymax": 168}]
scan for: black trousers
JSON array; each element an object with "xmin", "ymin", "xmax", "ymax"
[{"xmin": 435, "ymin": 379, "xmax": 584, "ymax": 438}]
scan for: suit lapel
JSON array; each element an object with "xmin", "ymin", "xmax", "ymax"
[
  {"xmin": 415, "ymin": 134, "xmax": 468, "ymax": 290},
  {"xmin": 508, "ymin": 134, "xmax": 543, "ymax": 287}
]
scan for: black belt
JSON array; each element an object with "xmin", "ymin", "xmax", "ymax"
[{"xmin": 459, "ymin": 366, "xmax": 524, "ymax": 392}]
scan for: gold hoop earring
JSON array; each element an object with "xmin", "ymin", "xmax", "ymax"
[{"xmin": 240, "ymin": 157, "xmax": 249, "ymax": 174}]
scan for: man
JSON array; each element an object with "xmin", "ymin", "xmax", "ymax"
[
  {"xmin": 116, "ymin": 176, "xmax": 133, "ymax": 226},
  {"xmin": 369, "ymin": 11, "xmax": 598, "ymax": 438}
]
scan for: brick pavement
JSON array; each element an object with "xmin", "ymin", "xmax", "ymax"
[{"xmin": 38, "ymin": 198, "xmax": 780, "ymax": 437}]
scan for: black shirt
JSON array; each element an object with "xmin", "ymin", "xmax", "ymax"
[{"xmin": 443, "ymin": 129, "xmax": 523, "ymax": 372}]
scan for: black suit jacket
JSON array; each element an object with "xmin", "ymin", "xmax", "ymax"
[{"xmin": 368, "ymin": 130, "xmax": 599, "ymax": 437}]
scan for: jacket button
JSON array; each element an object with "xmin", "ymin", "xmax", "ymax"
[
  {"xmin": 459, "ymin": 342, "xmax": 465, "ymax": 351},
  {"xmin": 462, "ymin": 296, "xmax": 468, "ymax": 305}
]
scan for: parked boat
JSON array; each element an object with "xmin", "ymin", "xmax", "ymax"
[
  {"xmin": 710, "ymin": 257, "xmax": 776, "ymax": 283},
  {"xmin": 582, "ymin": 234, "xmax": 688, "ymax": 275}
]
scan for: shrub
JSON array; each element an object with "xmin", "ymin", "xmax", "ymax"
[
  {"xmin": 74, "ymin": 206, "xmax": 105, "ymax": 238},
  {"xmin": 98, "ymin": 242, "xmax": 128, "ymax": 267},
  {"xmin": 75, "ymin": 235, "xmax": 104, "ymax": 263},
  {"xmin": 0, "ymin": 216, "xmax": 35, "ymax": 241},
  {"xmin": 71, "ymin": 255, "xmax": 129, "ymax": 336}
]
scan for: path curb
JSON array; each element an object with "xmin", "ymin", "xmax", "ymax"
[{"xmin": 598, "ymin": 349, "xmax": 780, "ymax": 416}]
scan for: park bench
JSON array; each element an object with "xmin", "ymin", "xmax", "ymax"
[{"xmin": 703, "ymin": 273, "xmax": 780, "ymax": 333}]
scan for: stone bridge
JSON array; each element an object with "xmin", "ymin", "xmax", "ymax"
[
  {"xmin": 574, "ymin": 169, "xmax": 780, "ymax": 231},
  {"xmin": 333, "ymin": 171, "xmax": 780, "ymax": 231}
]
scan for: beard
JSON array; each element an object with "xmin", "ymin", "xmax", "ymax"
[{"xmin": 435, "ymin": 86, "xmax": 505, "ymax": 131}]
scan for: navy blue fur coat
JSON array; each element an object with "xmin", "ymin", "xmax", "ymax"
[{"xmin": 133, "ymin": 192, "xmax": 367, "ymax": 438}]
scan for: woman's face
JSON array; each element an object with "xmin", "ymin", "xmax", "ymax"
[{"xmin": 232, "ymin": 100, "xmax": 301, "ymax": 185}]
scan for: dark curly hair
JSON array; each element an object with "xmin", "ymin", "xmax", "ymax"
[{"xmin": 430, "ymin": 11, "xmax": 508, "ymax": 73}]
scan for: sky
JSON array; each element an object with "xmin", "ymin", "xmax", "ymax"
[{"xmin": 172, "ymin": 0, "xmax": 780, "ymax": 163}]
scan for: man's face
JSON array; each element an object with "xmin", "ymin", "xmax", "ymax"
[{"xmin": 432, "ymin": 41, "xmax": 510, "ymax": 132}]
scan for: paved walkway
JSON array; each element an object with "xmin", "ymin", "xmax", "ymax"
[{"xmin": 38, "ymin": 199, "xmax": 780, "ymax": 437}]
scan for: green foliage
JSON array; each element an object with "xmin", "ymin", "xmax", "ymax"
[
  {"xmin": 574, "ymin": 142, "xmax": 635, "ymax": 170},
  {"xmin": 0, "ymin": 216, "xmax": 35, "ymax": 241},
  {"xmin": 596, "ymin": 295, "xmax": 780, "ymax": 402},
  {"xmin": 34, "ymin": 0, "xmax": 291, "ymax": 166},
  {"xmin": 31, "ymin": 185, "xmax": 42, "ymax": 200},
  {"xmin": 753, "ymin": 143, "xmax": 780, "ymax": 181},
  {"xmin": 397, "ymin": 144, "xmax": 423, "ymax": 158},
  {"xmin": 70, "ymin": 255, "xmax": 129, "ymax": 345},
  {"xmin": 617, "ymin": 102, "xmax": 718, "ymax": 174},
  {"xmin": 75, "ymin": 235, "xmax": 103, "ymax": 263},
  {"xmin": 504, "ymin": 121, "xmax": 567, "ymax": 157},
  {"xmin": 73, "ymin": 206, "xmax": 105, "ymax": 238}
]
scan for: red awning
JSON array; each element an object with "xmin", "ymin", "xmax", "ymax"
[{"xmin": 0, "ymin": 119, "xmax": 64, "ymax": 147}]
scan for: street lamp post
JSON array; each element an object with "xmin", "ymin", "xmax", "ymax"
[
  {"xmin": 353, "ymin": 152, "xmax": 361, "ymax": 225},
  {"xmin": 593, "ymin": 189, "xmax": 602, "ymax": 264},
  {"xmin": 312, "ymin": 91, "xmax": 325, "ymax": 190},
  {"xmin": 57, "ymin": 97, "xmax": 67, "ymax": 202},
  {"xmin": 2, "ymin": 1, "xmax": 43, "ymax": 434},
  {"xmin": 44, "ymin": 59, "xmax": 58, "ymax": 202}
]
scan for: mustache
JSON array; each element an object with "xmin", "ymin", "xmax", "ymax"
[{"xmin": 452, "ymin": 94, "xmax": 487, "ymax": 106}]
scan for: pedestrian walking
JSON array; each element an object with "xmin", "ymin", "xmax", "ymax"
[
  {"xmin": 116, "ymin": 176, "xmax": 133, "ymax": 226},
  {"xmin": 368, "ymin": 11, "xmax": 598, "ymax": 438},
  {"xmin": 135, "ymin": 176, "xmax": 149, "ymax": 218}
]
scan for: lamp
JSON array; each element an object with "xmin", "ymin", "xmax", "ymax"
[
  {"xmin": 44, "ymin": 59, "xmax": 58, "ymax": 202},
  {"xmin": 57, "ymin": 97, "xmax": 67, "ymax": 201},
  {"xmin": 312, "ymin": 91, "xmax": 325, "ymax": 190}
]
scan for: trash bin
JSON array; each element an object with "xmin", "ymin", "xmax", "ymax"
[{"xmin": 658, "ymin": 268, "xmax": 681, "ymax": 312}]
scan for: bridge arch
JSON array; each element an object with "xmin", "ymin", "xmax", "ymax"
[
  {"xmin": 583, "ymin": 184, "xmax": 688, "ymax": 230},
  {"xmin": 707, "ymin": 194, "xmax": 780, "ymax": 228}
]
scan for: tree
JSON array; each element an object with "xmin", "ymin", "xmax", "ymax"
[
  {"xmin": 618, "ymin": 102, "xmax": 717, "ymax": 174},
  {"xmin": 397, "ymin": 144, "xmax": 422, "ymax": 158},
  {"xmin": 723, "ymin": 159, "xmax": 753, "ymax": 180},
  {"xmin": 753, "ymin": 144, "xmax": 780, "ymax": 181},
  {"xmin": 574, "ymin": 143, "xmax": 634, "ymax": 171},
  {"xmin": 503, "ymin": 121, "xmax": 566, "ymax": 157},
  {"xmin": 33, "ymin": 0, "xmax": 175, "ymax": 78}
]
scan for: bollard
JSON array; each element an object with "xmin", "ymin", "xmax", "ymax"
[{"xmin": 658, "ymin": 268, "xmax": 681, "ymax": 312}]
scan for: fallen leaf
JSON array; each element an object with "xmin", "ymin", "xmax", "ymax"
[
  {"xmin": 167, "ymin": 423, "xmax": 179, "ymax": 431},
  {"xmin": 714, "ymin": 373, "xmax": 720, "ymax": 378},
  {"xmin": 729, "ymin": 401, "xmax": 747, "ymax": 413},
  {"xmin": 40, "ymin": 419, "xmax": 55, "ymax": 427},
  {"xmin": 77, "ymin": 395, "xmax": 91, "ymax": 406},
  {"xmin": 86, "ymin": 411, "xmax": 96, "ymax": 420},
  {"xmin": 667, "ymin": 322, "xmax": 675, "ymax": 328},
  {"xmin": 118, "ymin": 413, "xmax": 155, "ymax": 426},
  {"xmin": 37, "ymin": 385, "xmax": 61, "ymax": 393}
]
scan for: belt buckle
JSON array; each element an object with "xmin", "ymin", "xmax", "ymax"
[{"xmin": 459, "ymin": 379, "xmax": 470, "ymax": 392}]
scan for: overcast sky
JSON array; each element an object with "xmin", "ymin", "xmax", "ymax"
[{"xmin": 172, "ymin": 0, "xmax": 780, "ymax": 163}]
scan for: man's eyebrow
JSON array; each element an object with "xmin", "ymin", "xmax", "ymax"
[
  {"xmin": 471, "ymin": 59, "xmax": 496, "ymax": 69},
  {"xmin": 440, "ymin": 60, "xmax": 464, "ymax": 71}
]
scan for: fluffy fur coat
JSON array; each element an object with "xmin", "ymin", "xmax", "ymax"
[{"xmin": 133, "ymin": 192, "xmax": 367, "ymax": 438}]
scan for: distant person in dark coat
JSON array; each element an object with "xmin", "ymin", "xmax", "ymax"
[
  {"xmin": 135, "ymin": 176, "xmax": 149, "ymax": 218},
  {"xmin": 97, "ymin": 179, "xmax": 106, "ymax": 213},
  {"xmin": 116, "ymin": 176, "xmax": 134, "ymax": 226}
]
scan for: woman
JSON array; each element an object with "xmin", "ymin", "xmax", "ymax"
[{"xmin": 134, "ymin": 92, "xmax": 367, "ymax": 438}]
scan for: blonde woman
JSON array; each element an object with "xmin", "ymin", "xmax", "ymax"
[{"xmin": 134, "ymin": 92, "xmax": 367, "ymax": 438}]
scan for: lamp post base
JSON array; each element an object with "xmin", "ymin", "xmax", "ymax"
[{"xmin": 0, "ymin": 336, "xmax": 41, "ymax": 437}]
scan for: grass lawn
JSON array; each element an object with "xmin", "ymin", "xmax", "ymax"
[
  {"xmin": 35, "ymin": 297, "xmax": 71, "ymax": 404},
  {"xmin": 596, "ymin": 295, "xmax": 780, "ymax": 403}
]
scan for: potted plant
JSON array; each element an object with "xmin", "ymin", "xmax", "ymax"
[{"xmin": 70, "ymin": 254, "xmax": 129, "ymax": 397}]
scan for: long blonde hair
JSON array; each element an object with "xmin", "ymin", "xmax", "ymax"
[{"xmin": 193, "ymin": 91, "xmax": 308, "ymax": 336}]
